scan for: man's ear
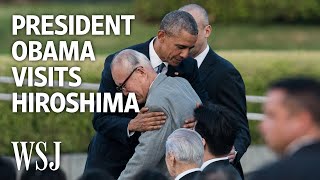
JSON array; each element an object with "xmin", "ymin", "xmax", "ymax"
[
  {"xmin": 204, "ymin": 25, "xmax": 212, "ymax": 38},
  {"xmin": 136, "ymin": 67, "xmax": 147, "ymax": 78},
  {"xmin": 157, "ymin": 30, "xmax": 166, "ymax": 43},
  {"xmin": 169, "ymin": 153, "xmax": 176, "ymax": 167},
  {"xmin": 292, "ymin": 110, "xmax": 313, "ymax": 134},
  {"xmin": 202, "ymin": 138, "xmax": 206, "ymax": 147}
]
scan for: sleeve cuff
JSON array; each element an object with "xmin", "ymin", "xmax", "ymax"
[{"xmin": 127, "ymin": 127, "xmax": 135, "ymax": 137}]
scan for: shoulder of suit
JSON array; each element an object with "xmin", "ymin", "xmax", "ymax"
[
  {"xmin": 148, "ymin": 76, "xmax": 194, "ymax": 101},
  {"xmin": 105, "ymin": 38, "xmax": 151, "ymax": 58},
  {"xmin": 126, "ymin": 38, "xmax": 153, "ymax": 53},
  {"xmin": 126, "ymin": 40, "xmax": 149, "ymax": 51},
  {"xmin": 206, "ymin": 50, "xmax": 242, "ymax": 78}
]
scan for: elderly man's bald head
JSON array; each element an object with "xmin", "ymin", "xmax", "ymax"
[
  {"xmin": 111, "ymin": 49, "xmax": 153, "ymax": 73},
  {"xmin": 111, "ymin": 49, "xmax": 157, "ymax": 103}
]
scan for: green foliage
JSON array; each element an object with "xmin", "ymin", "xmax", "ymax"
[
  {"xmin": 134, "ymin": 0, "xmax": 320, "ymax": 23},
  {"xmin": 0, "ymin": 51, "xmax": 319, "ymax": 154},
  {"xmin": 1, "ymin": 3, "xmax": 320, "ymax": 56}
]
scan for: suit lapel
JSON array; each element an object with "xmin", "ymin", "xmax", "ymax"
[
  {"xmin": 199, "ymin": 48, "xmax": 218, "ymax": 81},
  {"xmin": 167, "ymin": 65, "xmax": 183, "ymax": 77}
]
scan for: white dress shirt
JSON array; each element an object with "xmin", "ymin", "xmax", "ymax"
[
  {"xmin": 149, "ymin": 37, "xmax": 168, "ymax": 74},
  {"xmin": 200, "ymin": 156, "xmax": 229, "ymax": 171},
  {"xmin": 175, "ymin": 168, "xmax": 201, "ymax": 180},
  {"xmin": 194, "ymin": 45, "xmax": 209, "ymax": 68}
]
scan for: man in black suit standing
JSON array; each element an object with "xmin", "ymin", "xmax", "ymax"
[
  {"xmin": 250, "ymin": 77, "xmax": 320, "ymax": 180},
  {"xmin": 84, "ymin": 10, "xmax": 207, "ymax": 178},
  {"xmin": 179, "ymin": 4, "xmax": 250, "ymax": 178},
  {"xmin": 194, "ymin": 104, "xmax": 241, "ymax": 179}
]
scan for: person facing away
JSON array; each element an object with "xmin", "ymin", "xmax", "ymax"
[
  {"xmin": 20, "ymin": 160, "xmax": 66, "ymax": 180},
  {"xmin": 165, "ymin": 128, "xmax": 204, "ymax": 180},
  {"xmin": 201, "ymin": 164, "xmax": 242, "ymax": 180},
  {"xmin": 249, "ymin": 77, "xmax": 320, "ymax": 180},
  {"xmin": 0, "ymin": 156, "xmax": 16, "ymax": 180},
  {"xmin": 85, "ymin": 10, "xmax": 208, "ymax": 178},
  {"xmin": 194, "ymin": 104, "xmax": 241, "ymax": 179},
  {"xmin": 134, "ymin": 169, "xmax": 168, "ymax": 180},
  {"xmin": 111, "ymin": 49, "xmax": 202, "ymax": 180},
  {"xmin": 179, "ymin": 4, "xmax": 250, "ymax": 178}
]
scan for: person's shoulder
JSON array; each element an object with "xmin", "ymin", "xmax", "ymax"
[
  {"xmin": 125, "ymin": 38, "xmax": 153, "ymax": 53},
  {"xmin": 208, "ymin": 49, "xmax": 238, "ymax": 72},
  {"xmin": 126, "ymin": 40, "xmax": 150, "ymax": 51},
  {"xmin": 149, "ymin": 76, "xmax": 189, "ymax": 97},
  {"xmin": 148, "ymin": 76, "xmax": 197, "ymax": 102},
  {"xmin": 104, "ymin": 38, "xmax": 152, "ymax": 61},
  {"xmin": 250, "ymin": 155, "xmax": 316, "ymax": 180}
]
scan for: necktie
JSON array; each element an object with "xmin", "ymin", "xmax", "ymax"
[{"xmin": 156, "ymin": 63, "xmax": 166, "ymax": 74}]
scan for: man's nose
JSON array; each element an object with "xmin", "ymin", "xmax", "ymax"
[{"xmin": 180, "ymin": 49, "xmax": 189, "ymax": 58}]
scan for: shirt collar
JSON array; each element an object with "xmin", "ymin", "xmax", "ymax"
[
  {"xmin": 194, "ymin": 45, "xmax": 209, "ymax": 68},
  {"xmin": 149, "ymin": 37, "xmax": 168, "ymax": 69},
  {"xmin": 200, "ymin": 156, "xmax": 228, "ymax": 171},
  {"xmin": 285, "ymin": 136, "xmax": 320, "ymax": 156},
  {"xmin": 175, "ymin": 168, "xmax": 201, "ymax": 180}
]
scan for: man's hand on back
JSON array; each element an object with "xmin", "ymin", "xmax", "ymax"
[{"xmin": 128, "ymin": 107, "xmax": 167, "ymax": 132}]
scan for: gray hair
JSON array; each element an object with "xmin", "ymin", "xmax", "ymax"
[
  {"xmin": 160, "ymin": 10, "xmax": 198, "ymax": 36},
  {"xmin": 166, "ymin": 128, "xmax": 204, "ymax": 167},
  {"xmin": 111, "ymin": 49, "xmax": 153, "ymax": 73},
  {"xmin": 179, "ymin": 4, "xmax": 209, "ymax": 28}
]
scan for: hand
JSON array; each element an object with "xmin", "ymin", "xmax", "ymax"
[
  {"xmin": 128, "ymin": 107, "xmax": 167, "ymax": 132},
  {"xmin": 183, "ymin": 117, "xmax": 196, "ymax": 129},
  {"xmin": 182, "ymin": 103, "xmax": 201, "ymax": 129},
  {"xmin": 228, "ymin": 146, "xmax": 237, "ymax": 163}
]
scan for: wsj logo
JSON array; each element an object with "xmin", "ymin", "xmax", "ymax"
[{"xmin": 11, "ymin": 141, "xmax": 61, "ymax": 171}]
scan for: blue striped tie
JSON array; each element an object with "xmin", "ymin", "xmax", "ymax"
[{"xmin": 156, "ymin": 63, "xmax": 166, "ymax": 74}]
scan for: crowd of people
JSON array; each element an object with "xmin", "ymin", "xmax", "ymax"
[
  {"xmin": 2, "ymin": 3, "xmax": 319, "ymax": 180},
  {"xmin": 85, "ymin": 4, "xmax": 249, "ymax": 180}
]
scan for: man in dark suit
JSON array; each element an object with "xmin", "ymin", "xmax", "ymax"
[
  {"xmin": 84, "ymin": 10, "xmax": 207, "ymax": 178},
  {"xmin": 165, "ymin": 129, "xmax": 203, "ymax": 180},
  {"xmin": 194, "ymin": 104, "xmax": 241, "ymax": 180},
  {"xmin": 180, "ymin": 4, "xmax": 250, "ymax": 178},
  {"xmin": 250, "ymin": 77, "xmax": 320, "ymax": 180}
]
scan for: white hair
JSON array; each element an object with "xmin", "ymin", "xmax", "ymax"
[
  {"xmin": 111, "ymin": 49, "xmax": 153, "ymax": 73},
  {"xmin": 166, "ymin": 128, "xmax": 204, "ymax": 166}
]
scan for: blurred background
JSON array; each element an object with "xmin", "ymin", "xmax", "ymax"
[{"xmin": 0, "ymin": 0, "xmax": 319, "ymax": 179}]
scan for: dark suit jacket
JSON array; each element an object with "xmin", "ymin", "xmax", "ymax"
[
  {"xmin": 249, "ymin": 142, "xmax": 320, "ymax": 180},
  {"xmin": 202, "ymin": 159, "xmax": 233, "ymax": 174},
  {"xmin": 180, "ymin": 171, "xmax": 201, "ymax": 180},
  {"xmin": 199, "ymin": 48, "xmax": 251, "ymax": 177},
  {"xmin": 84, "ymin": 38, "xmax": 208, "ymax": 178},
  {"xmin": 201, "ymin": 159, "xmax": 241, "ymax": 180}
]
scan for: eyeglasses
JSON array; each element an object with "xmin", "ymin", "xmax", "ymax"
[{"xmin": 116, "ymin": 66, "xmax": 140, "ymax": 92}]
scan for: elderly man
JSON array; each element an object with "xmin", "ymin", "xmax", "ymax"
[
  {"xmin": 111, "ymin": 49, "xmax": 201, "ymax": 180},
  {"xmin": 194, "ymin": 104, "xmax": 241, "ymax": 179},
  {"xmin": 179, "ymin": 4, "xmax": 250, "ymax": 177},
  {"xmin": 85, "ymin": 10, "xmax": 207, "ymax": 178},
  {"xmin": 165, "ymin": 128, "xmax": 204, "ymax": 180},
  {"xmin": 250, "ymin": 77, "xmax": 320, "ymax": 180}
]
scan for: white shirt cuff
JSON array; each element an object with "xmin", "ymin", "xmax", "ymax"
[{"xmin": 127, "ymin": 128, "xmax": 135, "ymax": 137}]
